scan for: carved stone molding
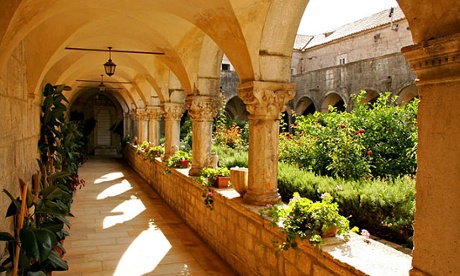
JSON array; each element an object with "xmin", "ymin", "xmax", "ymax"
[
  {"xmin": 162, "ymin": 102, "xmax": 185, "ymax": 120},
  {"xmin": 135, "ymin": 108, "xmax": 148, "ymax": 120},
  {"xmin": 402, "ymin": 33, "xmax": 460, "ymax": 85},
  {"xmin": 145, "ymin": 106, "xmax": 162, "ymax": 120},
  {"xmin": 185, "ymin": 95, "xmax": 222, "ymax": 120},
  {"xmin": 237, "ymin": 81, "xmax": 295, "ymax": 119}
]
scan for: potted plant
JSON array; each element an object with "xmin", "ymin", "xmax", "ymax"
[
  {"xmin": 1, "ymin": 179, "xmax": 71, "ymax": 275},
  {"xmin": 196, "ymin": 167, "xmax": 230, "ymax": 188},
  {"xmin": 164, "ymin": 150, "xmax": 191, "ymax": 174},
  {"xmin": 194, "ymin": 167, "xmax": 230, "ymax": 210},
  {"xmin": 143, "ymin": 145, "xmax": 165, "ymax": 162},
  {"xmin": 259, "ymin": 192, "xmax": 358, "ymax": 250},
  {"xmin": 136, "ymin": 141, "xmax": 150, "ymax": 154}
]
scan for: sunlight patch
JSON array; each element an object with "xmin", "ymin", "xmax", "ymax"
[
  {"xmin": 114, "ymin": 222, "xmax": 172, "ymax": 275},
  {"xmin": 97, "ymin": 180, "xmax": 133, "ymax": 199},
  {"xmin": 103, "ymin": 195, "xmax": 146, "ymax": 229},
  {"xmin": 94, "ymin": 172, "xmax": 124, "ymax": 184}
]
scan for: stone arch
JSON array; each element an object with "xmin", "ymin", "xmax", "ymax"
[
  {"xmin": 225, "ymin": 96, "xmax": 248, "ymax": 123},
  {"xmin": 295, "ymin": 96, "xmax": 317, "ymax": 115},
  {"xmin": 360, "ymin": 89, "xmax": 379, "ymax": 104},
  {"xmin": 397, "ymin": 84, "xmax": 419, "ymax": 106},
  {"xmin": 321, "ymin": 92, "xmax": 346, "ymax": 113}
]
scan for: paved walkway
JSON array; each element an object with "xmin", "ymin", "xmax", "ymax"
[{"xmin": 54, "ymin": 157, "xmax": 237, "ymax": 276}]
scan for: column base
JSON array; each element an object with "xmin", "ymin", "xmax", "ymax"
[
  {"xmin": 189, "ymin": 166, "xmax": 202, "ymax": 176},
  {"xmin": 243, "ymin": 190, "xmax": 281, "ymax": 206}
]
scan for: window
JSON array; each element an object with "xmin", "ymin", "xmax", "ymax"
[
  {"xmin": 337, "ymin": 54, "xmax": 347, "ymax": 65},
  {"xmin": 222, "ymin": 64, "xmax": 230, "ymax": 71}
]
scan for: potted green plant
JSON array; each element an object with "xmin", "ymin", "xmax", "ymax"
[
  {"xmin": 196, "ymin": 167, "xmax": 230, "ymax": 188},
  {"xmin": 143, "ymin": 145, "xmax": 165, "ymax": 162},
  {"xmin": 136, "ymin": 141, "xmax": 150, "ymax": 154},
  {"xmin": 1, "ymin": 179, "xmax": 71, "ymax": 275},
  {"xmin": 164, "ymin": 150, "xmax": 191, "ymax": 174},
  {"xmin": 194, "ymin": 167, "xmax": 230, "ymax": 210},
  {"xmin": 259, "ymin": 192, "xmax": 358, "ymax": 250}
]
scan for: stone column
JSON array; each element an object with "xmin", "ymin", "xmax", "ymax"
[
  {"xmin": 129, "ymin": 111, "xmax": 137, "ymax": 140},
  {"xmin": 402, "ymin": 33, "xmax": 460, "ymax": 276},
  {"xmin": 123, "ymin": 112, "xmax": 130, "ymax": 138},
  {"xmin": 237, "ymin": 81, "xmax": 295, "ymax": 205},
  {"xmin": 186, "ymin": 95, "xmax": 222, "ymax": 176},
  {"xmin": 136, "ymin": 109, "xmax": 148, "ymax": 142},
  {"xmin": 146, "ymin": 106, "xmax": 162, "ymax": 145},
  {"xmin": 162, "ymin": 102, "xmax": 185, "ymax": 160}
]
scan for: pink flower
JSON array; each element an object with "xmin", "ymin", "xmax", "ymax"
[
  {"xmin": 361, "ymin": 229, "xmax": 370, "ymax": 239},
  {"xmin": 336, "ymin": 185, "xmax": 343, "ymax": 191},
  {"xmin": 207, "ymin": 192, "xmax": 213, "ymax": 196}
]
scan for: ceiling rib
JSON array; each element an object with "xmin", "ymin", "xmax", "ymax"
[{"xmin": 65, "ymin": 47, "xmax": 165, "ymax": 55}]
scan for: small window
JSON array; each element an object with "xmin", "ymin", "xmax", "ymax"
[
  {"xmin": 222, "ymin": 64, "xmax": 230, "ymax": 71},
  {"xmin": 337, "ymin": 54, "xmax": 347, "ymax": 65}
]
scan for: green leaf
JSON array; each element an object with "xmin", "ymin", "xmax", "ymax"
[
  {"xmin": 3, "ymin": 189, "xmax": 21, "ymax": 217},
  {"xmin": 47, "ymin": 249, "xmax": 68, "ymax": 271},
  {"xmin": 20, "ymin": 228, "xmax": 57, "ymax": 263}
]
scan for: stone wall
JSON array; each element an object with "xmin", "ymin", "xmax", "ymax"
[
  {"xmin": 123, "ymin": 146, "xmax": 411, "ymax": 275},
  {"xmin": 292, "ymin": 53, "xmax": 417, "ymax": 112},
  {"xmin": 0, "ymin": 41, "xmax": 41, "ymax": 233}
]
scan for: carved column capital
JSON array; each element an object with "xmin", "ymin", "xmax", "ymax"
[
  {"xmin": 162, "ymin": 102, "xmax": 185, "ymax": 121},
  {"xmin": 145, "ymin": 106, "xmax": 162, "ymax": 120},
  {"xmin": 402, "ymin": 33, "xmax": 460, "ymax": 85},
  {"xmin": 185, "ymin": 95, "xmax": 222, "ymax": 121},
  {"xmin": 135, "ymin": 108, "xmax": 148, "ymax": 120},
  {"xmin": 237, "ymin": 81, "xmax": 295, "ymax": 119}
]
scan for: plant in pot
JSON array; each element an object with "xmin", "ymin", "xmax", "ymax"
[
  {"xmin": 195, "ymin": 167, "xmax": 230, "ymax": 210},
  {"xmin": 1, "ymin": 178, "xmax": 71, "ymax": 275},
  {"xmin": 164, "ymin": 150, "xmax": 191, "ymax": 174},
  {"xmin": 136, "ymin": 141, "xmax": 150, "ymax": 154},
  {"xmin": 143, "ymin": 146, "xmax": 165, "ymax": 162},
  {"xmin": 259, "ymin": 192, "xmax": 358, "ymax": 251}
]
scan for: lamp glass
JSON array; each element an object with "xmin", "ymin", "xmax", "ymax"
[{"xmin": 104, "ymin": 60, "xmax": 117, "ymax": 77}]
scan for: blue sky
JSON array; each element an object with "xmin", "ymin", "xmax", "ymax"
[{"xmin": 298, "ymin": 0, "xmax": 399, "ymax": 35}]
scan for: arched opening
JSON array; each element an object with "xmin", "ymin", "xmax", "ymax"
[
  {"xmin": 225, "ymin": 96, "xmax": 248, "ymax": 123},
  {"xmin": 295, "ymin": 96, "xmax": 316, "ymax": 115},
  {"xmin": 322, "ymin": 92, "xmax": 346, "ymax": 113},
  {"xmin": 397, "ymin": 84, "xmax": 419, "ymax": 106},
  {"xmin": 70, "ymin": 90, "xmax": 124, "ymax": 156}
]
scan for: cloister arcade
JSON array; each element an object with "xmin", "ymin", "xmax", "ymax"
[{"xmin": 0, "ymin": 0, "xmax": 459, "ymax": 275}]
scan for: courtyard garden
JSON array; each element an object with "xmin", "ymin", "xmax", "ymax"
[{"xmin": 207, "ymin": 92, "xmax": 417, "ymax": 248}]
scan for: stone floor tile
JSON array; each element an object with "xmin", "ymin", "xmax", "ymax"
[{"xmin": 53, "ymin": 157, "xmax": 237, "ymax": 276}]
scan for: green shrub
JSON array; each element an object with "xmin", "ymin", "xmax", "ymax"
[
  {"xmin": 281, "ymin": 91, "xmax": 418, "ymax": 180},
  {"xmin": 277, "ymin": 162, "xmax": 415, "ymax": 247}
]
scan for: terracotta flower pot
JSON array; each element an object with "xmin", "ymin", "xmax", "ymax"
[
  {"xmin": 321, "ymin": 225, "xmax": 338, "ymax": 238},
  {"xmin": 215, "ymin": 176, "xmax": 230, "ymax": 188},
  {"xmin": 179, "ymin": 159, "xmax": 189, "ymax": 168}
]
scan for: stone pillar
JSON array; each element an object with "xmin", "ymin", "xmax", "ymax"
[
  {"xmin": 237, "ymin": 81, "xmax": 295, "ymax": 205},
  {"xmin": 136, "ymin": 109, "xmax": 148, "ymax": 142},
  {"xmin": 186, "ymin": 95, "xmax": 222, "ymax": 176},
  {"xmin": 123, "ymin": 112, "xmax": 130, "ymax": 138},
  {"xmin": 162, "ymin": 102, "xmax": 185, "ymax": 160},
  {"xmin": 129, "ymin": 111, "xmax": 137, "ymax": 140},
  {"xmin": 146, "ymin": 106, "xmax": 162, "ymax": 145},
  {"xmin": 402, "ymin": 33, "xmax": 460, "ymax": 276}
]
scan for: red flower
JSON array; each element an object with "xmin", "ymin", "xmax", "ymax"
[
  {"xmin": 367, "ymin": 150, "xmax": 372, "ymax": 156},
  {"xmin": 339, "ymin": 124, "xmax": 345, "ymax": 129}
]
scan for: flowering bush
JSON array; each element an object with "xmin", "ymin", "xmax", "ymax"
[
  {"xmin": 259, "ymin": 192, "xmax": 358, "ymax": 250},
  {"xmin": 279, "ymin": 92, "xmax": 418, "ymax": 180}
]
